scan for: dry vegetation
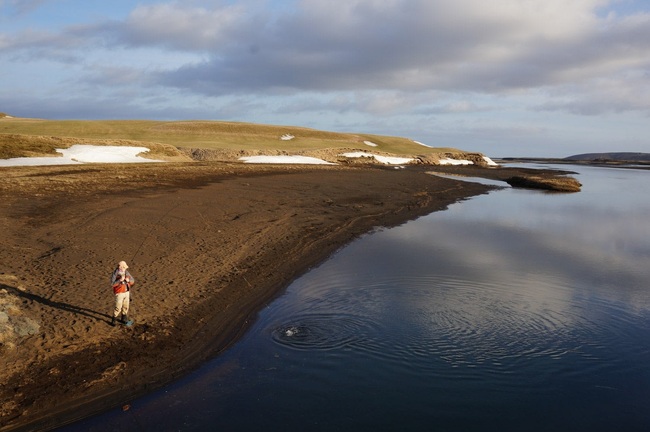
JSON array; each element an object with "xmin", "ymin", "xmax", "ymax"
[{"xmin": 0, "ymin": 116, "xmax": 457, "ymax": 158}]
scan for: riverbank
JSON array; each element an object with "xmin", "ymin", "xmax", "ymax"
[{"xmin": 0, "ymin": 162, "xmax": 561, "ymax": 431}]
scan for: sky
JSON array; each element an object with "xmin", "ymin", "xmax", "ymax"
[{"xmin": 1, "ymin": 0, "xmax": 649, "ymax": 157}]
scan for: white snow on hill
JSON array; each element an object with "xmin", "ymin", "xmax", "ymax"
[
  {"xmin": 239, "ymin": 155, "xmax": 335, "ymax": 165},
  {"xmin": 0, "ymin": 145, "xmax": 162, "ymax": 166}
]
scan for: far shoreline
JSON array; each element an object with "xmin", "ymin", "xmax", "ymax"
[{"xmin": 497, "ymin": 157, "xmax": 650, "ymax": 170}]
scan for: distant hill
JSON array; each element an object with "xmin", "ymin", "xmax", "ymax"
[{"xmin": 564, "ymin": 152, "xmax": 650, "ymax": 162}]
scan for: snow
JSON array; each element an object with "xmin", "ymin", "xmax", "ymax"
[
  {"xmin": 0, "ymin": 145, "xmax": 162, "ymax": 167},
  {"xmin": 482, "ymin": 156, "xmax": 499, "ymax": 166},
  {"xmin": 280, "ymin": 134, "xmax": 295, "ymax": 141},
  {"xmin": 0, "ymin": 156, "xmax": 77, "ymax": 167},
  {"xmin": 438, "ymin": 158, "xmax": 473, "ymax": 166},
  {"xmin": 413, "ymin": 140, "xmax": 431, "ymax": 147},
  {"xmin": 363, "ymin": 141, "xmax": 378, "ymax": 147},
  {"xmin": 438, "ymin": 156, "xmax": 498, "ymax": 166},
  {"xmin": 239, "ymin": 155, "xmax": 336, "ymax": 165},
  {"xmin": 340, "ymin": 152, "xmax": 415, "ymax": 165}
]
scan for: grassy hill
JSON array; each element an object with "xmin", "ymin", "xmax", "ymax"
[
  {"xmin": 564, "ymin": 152, "xmax": 650, "ymax": 162},
  {"xmin": 0, "ymin": 117, "xmax": 458, "ymax": 160}
]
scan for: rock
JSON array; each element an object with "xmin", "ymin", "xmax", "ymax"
[{"xmin": 506, "ymin": 175, "xmax": 582, "ymax": 192}]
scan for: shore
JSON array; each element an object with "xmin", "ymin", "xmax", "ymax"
[{"xmin": 0, "ymin": 162, "xmax": 563, "ymax": 431}]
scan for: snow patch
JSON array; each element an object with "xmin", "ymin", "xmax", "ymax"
[
  {"xmin": 280, "ymin": 134, "xmax": 295, "ymax": 141},
  {"xmin": 438, "ymin": 158, "xmax": 474, "ymax": 166},
  {"xmin": 59, "ymin": 145, "xmax": 162, "ymax": 163},
  {"xmin": 363, "ymin": 141, "xmax": 378, "ymax": 147},
  {"xmin": 413, "ymin": 140, "xmax": 431, "ymax": 147},
  {"xmin": 239, "ymin": 155, "xmax": 336, "ymax": 165},
  {"xmin": 0, "ymin": 145, "xmax": 163, "ymax": 167},
  {"xmin": 482, "ymin": 156, "xmax": 499, "ymax": 166}
]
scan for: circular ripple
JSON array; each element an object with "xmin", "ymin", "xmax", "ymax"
[{"xmin": 271, "ymin": 313, "xmax": 379, "ymax": 351}]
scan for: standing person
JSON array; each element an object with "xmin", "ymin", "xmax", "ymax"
[{"xmin": 111, "ymin": 260, "xmax": 134, "ymax": 326}]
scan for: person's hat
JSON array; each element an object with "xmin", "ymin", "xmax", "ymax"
[{"xmin": 118, "ymin": 261, "xmax": 128, "ymax": 269}]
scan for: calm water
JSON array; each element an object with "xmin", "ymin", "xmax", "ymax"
[{"xmin": 67, "ymin": 165, "xmax": 650, "ymax": 432}]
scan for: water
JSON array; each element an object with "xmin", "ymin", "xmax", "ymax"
[{"xmin": 66, "ymin": 165, "xmax": 650, "ymax": 431}]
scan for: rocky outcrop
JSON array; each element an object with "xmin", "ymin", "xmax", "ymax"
[
  {"xmin": 182, "ymin": 147, "xmax": 497, "ymax": 168},
  {"xmin": 506, "ymin": 175, "xmax": 582, "ymax": 192},
  {"xmin": 417, "ymin": 152, "xmax": 495, "ymax": 167}
]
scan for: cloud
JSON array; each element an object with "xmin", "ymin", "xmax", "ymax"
[
  {"xmin": 2, "ymin": 0, "xmax": 648, "ymax": 98},
  {"xmin": 134, "ymin": 0, "xmax": 649, "ymax": 107},
  {"xmin": 0, "ymin": 0, "xmax": 48, "ymax": 16},
  {"xmin": 118, "ymin": 2, "xmax": 252, "ymax": 51},
  {"xmin": 537, "ymin": 70, "xmax": 650, "ymax": 115}
]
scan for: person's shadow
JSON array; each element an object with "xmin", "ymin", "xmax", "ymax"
[{"xmin": 1, "ymin": 283, "xmax": 112, "ymax": 324}]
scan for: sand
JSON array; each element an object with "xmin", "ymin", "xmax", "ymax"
[{"xmin": 0, "ymin": 161, "xmax": 553, "ymax": 430}]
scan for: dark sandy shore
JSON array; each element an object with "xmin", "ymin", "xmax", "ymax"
[{"xmin": 0, "ymin": 162, "xmax": 569, "ymax": 431}]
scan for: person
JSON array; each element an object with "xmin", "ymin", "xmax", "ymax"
[{"xmin": 110, "ymin": 260, "xmax": 134, "ymax": 326}]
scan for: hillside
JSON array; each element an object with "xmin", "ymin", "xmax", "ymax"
[
  {"xmin": 564, "ymin": 152, "xmax": 650, "ymax": 162},
  {"xmin": 0, "ymin": 116, "xmax": 458, "ymax": 161}
]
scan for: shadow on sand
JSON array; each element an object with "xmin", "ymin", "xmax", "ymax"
[{"xmin": 1, "ymin": 283, "xmax": 112, "ymax": 324}]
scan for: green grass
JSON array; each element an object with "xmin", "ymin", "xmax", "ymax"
[{"xmin": 0, "ymin": 117, "xmax": 459, "ymax": 158}]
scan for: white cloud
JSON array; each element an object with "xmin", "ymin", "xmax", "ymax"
[
  {"xmin": 146, "ymin": 0, "xmax": 650, "ymax": 100},
  {"xmin": 538, "ymin": 70, "xmax": 650, "ymax": 115},
  {"xmin": 121, "ymin": 2, "xmax": 250, "ymax": 51},
  {"xmin": 3, "ymin": 0, "xmax": 648, "ymax": 97}
]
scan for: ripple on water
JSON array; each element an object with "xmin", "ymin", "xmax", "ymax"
[
  {"xmin": 400, "ymin": 277, "xmax": 610, "ymax": 373},
  {"xmin": 270, "ymin": 269, "xmax": 644, "ymax": 381},
  {"xmin": 271, "ymin": 312, "xmax": 382, "ymax": 351}
]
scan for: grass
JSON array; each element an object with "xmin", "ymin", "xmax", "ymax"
[{"xmin": 0, "ymin": 117, "xmax": 459, "ymax": 159}]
